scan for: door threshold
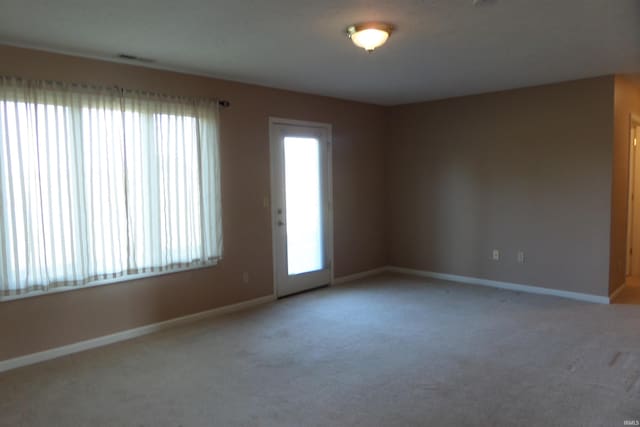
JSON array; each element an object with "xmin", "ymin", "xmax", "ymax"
[{"xmin": 277, "ymin": 284, "xmax": 329, "ymax": 299}]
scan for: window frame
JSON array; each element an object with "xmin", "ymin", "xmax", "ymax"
[{"xmin": 0, "ymin": 262, "xmax": 218, "ymax": 302}]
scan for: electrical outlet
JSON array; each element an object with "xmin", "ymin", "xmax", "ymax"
[
  {"xmin": 492, "ymin": 249, "xmax": 500, "ymax": 261},
  {"xmin": 242, "ymin": 272, "xmax": 249, "ymax": 283},
  {"xmin": 517, "ymin": 251, "xmax": 525, "ymax": 264}
]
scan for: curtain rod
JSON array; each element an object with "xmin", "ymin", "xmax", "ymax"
[{"xmin": 1, "ymin": 75, "xmax": 231, "ymax": 108}]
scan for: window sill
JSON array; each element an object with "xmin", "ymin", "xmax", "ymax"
[{"xmin": 0, "ymin": 261, "xmax": 220, "ymax": 303}]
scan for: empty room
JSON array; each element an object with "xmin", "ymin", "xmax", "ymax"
[{"xmin": 1, "ymin": 1, "xmax": 640, "ymax": 426}]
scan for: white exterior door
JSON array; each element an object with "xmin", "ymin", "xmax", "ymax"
[{"xmin": 270, "ymin": 118, "xmax": 333, "ymax": 297}]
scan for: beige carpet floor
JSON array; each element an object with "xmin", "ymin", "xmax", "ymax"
[{"xmin": 1, "ymin": 273, "xmax": 640, "ymax": 427}]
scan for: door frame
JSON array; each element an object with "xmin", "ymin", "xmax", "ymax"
[
  {"xmin": 626, "ymin": 113, "xmax": 640, "ymax": 276},
  {"xmin": 268, "ymin": 117, "xmax": 334, "ymax": 297}
]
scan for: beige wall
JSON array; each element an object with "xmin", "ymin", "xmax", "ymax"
[
  {"xmin": 0, "ymin": 45, "xmax": 389, "ymax": 361},
  {"xmin": 388, "ymin": 77, "xmax": 615, "ymax": 297},
  {"xmin": 610, "ymin": 76, "xmax": 640, "ymax": 293}
]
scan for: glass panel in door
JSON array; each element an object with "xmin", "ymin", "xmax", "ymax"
[{"xmin": 283, "ymin": 136, "xmax": 324, "ymax": 275}]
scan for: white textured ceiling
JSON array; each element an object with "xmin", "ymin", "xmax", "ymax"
[{"xmin": 0, "ymin": 0, "xmax": 638, "ymax": 105}]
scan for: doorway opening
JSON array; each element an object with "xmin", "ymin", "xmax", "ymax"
[{"xmin": 625, "ymin": 115, "xmax": 640, "ymax": 288}]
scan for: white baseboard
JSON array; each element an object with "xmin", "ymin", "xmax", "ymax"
[
  {"xmin": 332, "ymin": 267, "xmax": 389, "ymax": 285},
  {"xmin": 609, "ymin": 282, "xmax": 626, "ymax": 302},
  {"xmin": 0, "ymin": 294, "xmax": 275, "ymax": 373},
  {"xmin": 1, "ymin": 266, "xmax": 613, "ymax": 373},
  {"xmin": 387, "ymin": 266, "xmax": 610, "ymax": 304}
]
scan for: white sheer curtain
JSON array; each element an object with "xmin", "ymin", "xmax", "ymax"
[{"xmin": 0, "ymin": 77, "xmax": 222, "ymax": 298}]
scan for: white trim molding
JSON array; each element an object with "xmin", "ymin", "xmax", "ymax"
[
  {"xmin": 332, "ymin": 267, "xmax": 389, "ymax": 285},
  {"xmin": 327, "ymin": 265, "xmax": 612, "ymax": 304},
  {"xmin": 387, "ymin": 266, "xmax": 611, "ymax": 304},
  {"xmin": 0, "ymin": 294, "xmax": 275, "ymax": 373}
]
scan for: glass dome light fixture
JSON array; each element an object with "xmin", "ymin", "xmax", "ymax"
[{"xmin": 346, "ymin": 23, "xmax": 394, "ymax": 52}]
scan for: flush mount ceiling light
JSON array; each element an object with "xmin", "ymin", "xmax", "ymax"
[{"xmin": 346, "ymin": 23, "xmax": 394, "ymax": 52}]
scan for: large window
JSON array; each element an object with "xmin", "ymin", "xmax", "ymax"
[{"xmin": 0, "ymin": 77, "xmax": 222, "ymax": 299}]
